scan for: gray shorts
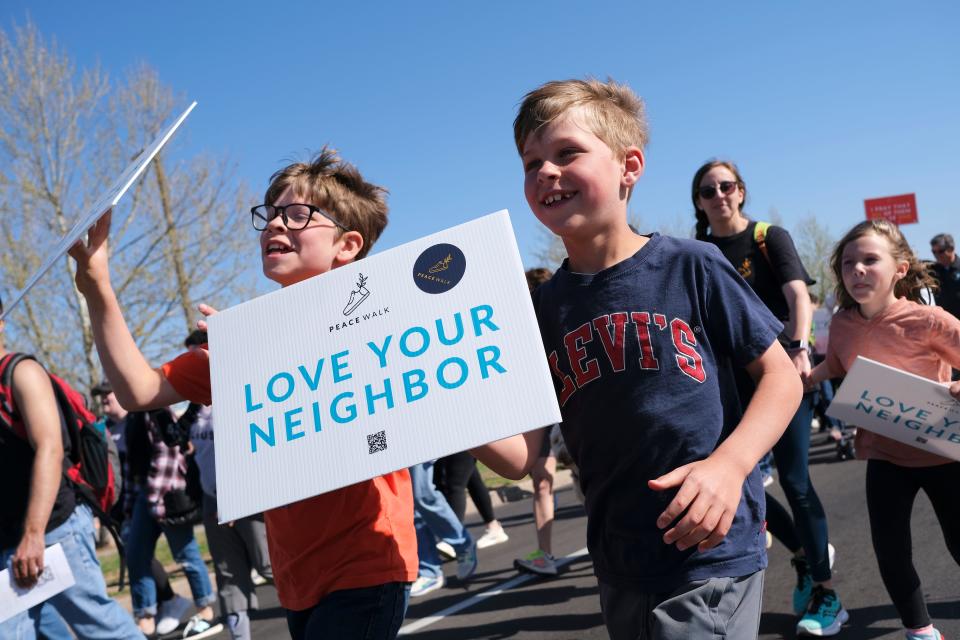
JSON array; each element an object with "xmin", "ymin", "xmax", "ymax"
[{"xmin": 599, "ymin": 570, "xmax": 764, "ymax": 640}]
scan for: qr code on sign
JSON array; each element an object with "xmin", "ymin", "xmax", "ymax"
[{"xmin": 367, "ymin": 430, "xmax": 387, "ymax": 455}]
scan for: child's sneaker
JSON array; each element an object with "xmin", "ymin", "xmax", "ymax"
[
  {"xmin": 410, "ymin": 574, "xmax": 445, "ymax": 597},
  {"xmin": 792, "ymin": 556, "xmax": 813, "ymax": 615},
  {"xmin": 181, "ymin": 615, "xmax": 224, "ymax": 639},
  {"xmin": 456, "ymin": 539, "xmax": 478, "ymax": 581},
  {"xmin": 476, "ymin": 525, "xmax": 509, "ymax": 549},
  {"xmin": 792, "ymin": 547, "xmax": 837, "ymax": 615},
  {"xmin": 905, "ymin": 627, "xmax": 944, "ymax": 640},
  {"xmin": 155, "ymin": 594, "xmax": 191, "ymax": 635},
  {"xmin": 797, "ymin": 586, "xmax": 848, "ymax": 636},
  {"xmin": 436, "ymin": 540, "xmax": 456, "ymax": 560},
  {"xmin": 514, "ymin": 549, "xmax": 558, "ymax": 576}
]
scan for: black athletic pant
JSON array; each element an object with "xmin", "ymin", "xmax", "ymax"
[
  {"xmin": 866, "ymin": 459, "xmax": 960, "ymax": 628},
  {"xmin": 434, "ymin": 452, "xmax": 476, "ymax": 523},
  {"xmin": 467, "ymin": 466, "xmax": 496, "ymax": 524},
  {"xmin": 765, "ymin": 492, "xmax": 801, "ymax": 554}
]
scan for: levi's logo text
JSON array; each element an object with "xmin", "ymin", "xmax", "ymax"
[
  {"xmin": 548, "ymin": 311, "xmax": 706, "ymax": 406},
  {"xmin": 242, "ymin": 304, "xmax": 506, "ymax": 454},
  {"xmin": 414, "ymin": 243, "xmax": 466, "ymax": 293}
]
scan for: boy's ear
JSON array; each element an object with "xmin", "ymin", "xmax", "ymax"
[
  {"xmin": 621, "ymin": 146, "xmax": 645, "ymax": 188},
  {"xmin": 335, "ymin": 231, "xmax": 365, "ymax": 264}
]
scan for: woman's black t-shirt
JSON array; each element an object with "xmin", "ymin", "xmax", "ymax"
[{"xmin": 704, "ymin": 221, "xmax": 813, "ymax": 322}]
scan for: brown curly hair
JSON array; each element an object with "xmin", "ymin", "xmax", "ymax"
[{"xmin": 830, "ymin": 219, "xmax": 938, "ymax": 310}]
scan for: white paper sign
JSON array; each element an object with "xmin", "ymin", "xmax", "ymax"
[
  {"xmin": 2, "ymin": 102, "xmax": 197, "ymax": 319},
  {"xmin": 209, "ymin": 210, "xmax": 562, "ymax": 521},
  {"xmin": 827, "ymin": 356, "xmax": 960, "ymax": 461},
  {"xmin": 0, "ymin": 543, "xmax": 75, "ymax": 623}
]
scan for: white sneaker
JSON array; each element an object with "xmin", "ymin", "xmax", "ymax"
[
  {"xmin": 156, "ymin": 594, "xmax": 191, "ymax": 635},
  {"xmin": 436, "ymin": 541, "xmax": 455, "ymax": 560},
  {"xmin": 410, "ymin": 574, "xmax": 445, "ymax": 597},
  {"xmin": 828, "ymin": 542, "xmax": 835, "ymax": 570},
  {"xmin": 181, "ymin": 614, "xmax": 224, "ymax": 639},
  {"xmin": 476, "ymin": 526, "xmax": 509, "ymax": 549}
]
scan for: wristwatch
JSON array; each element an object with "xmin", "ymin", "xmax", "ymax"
[{"xmin": 785, "ymin": 339, "xmax": 808, "ymax": 352}]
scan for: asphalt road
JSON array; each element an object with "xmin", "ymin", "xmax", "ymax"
[{"xmin": 239, "ymin": 433, "xmax": 959, "ymax": 639}]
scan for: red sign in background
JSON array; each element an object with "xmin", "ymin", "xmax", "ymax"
[{"xmin": 864, "ymin": 193, "xmax": 918, "ymax": 225}]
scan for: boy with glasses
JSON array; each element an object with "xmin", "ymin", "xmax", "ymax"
[
  {"xmin": 475, "ymin": 78, "xmax": 803, "ymax": 640},
  {"xmin": 69, "ymin": 148, "xmax": 417, "ymax": 640}
]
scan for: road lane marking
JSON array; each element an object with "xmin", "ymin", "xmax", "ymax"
[{"xmin": 398, "ymin": 546, "xmax": 589, "ymax": 635}]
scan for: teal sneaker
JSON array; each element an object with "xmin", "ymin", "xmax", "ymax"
[
  {"xmin": 797, "ymin": 585, "xmax": 848, "ymax": 636},
  {"xmin": 905, "ymin": 628, "xmax": 944, "ymax": 640},
  {"xmin": 792, "ymin": 556, "xmax": 813, "ymax": 615}
]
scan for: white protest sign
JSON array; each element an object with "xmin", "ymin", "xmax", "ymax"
[
  {"xmin": 209, "ymin": 210, "xmax": 562, "ymax": 522},
  {"xmin": 827, "ymin": 356, "xmax": 960, "ymax": 461},
  {"xmin": 0, "ymin": 543, "xmax": 75, "ymax": 623},
  {"xmin": 2, "ymin": 101, "xmax": 197, "ymax": 319}
]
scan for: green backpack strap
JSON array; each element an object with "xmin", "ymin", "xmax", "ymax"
[{"xmin": 753, "ymin": 221, "xmax": 772, "ymax": 266}]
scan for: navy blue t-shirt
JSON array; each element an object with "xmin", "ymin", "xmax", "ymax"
[{"xmin": 532, "ymin": 233, "xmax": 783, "ymax": 590}]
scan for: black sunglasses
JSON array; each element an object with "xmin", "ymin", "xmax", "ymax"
[{"xmin": 697, "ymin": 181, "xmax": 739, "ymax": 200}]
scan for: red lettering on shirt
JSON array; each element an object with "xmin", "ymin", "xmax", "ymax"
[
  {"xmin": 592, "ymin": 313, "xmax": 628, "ymax": 372},
  {"xmin": 671, "ymin": 318, "xmax": 706, "ymax": 383},
  {"xmin": 564, "ymin": 322, "xmax": 601, "ymax": 388},
  {"xmin": 547, "ymin": 350, "xmax": 577, "ymax": 406},
  {"xmin": 630, "ymin": 312, "xmax": 661, "ymax": 370}
]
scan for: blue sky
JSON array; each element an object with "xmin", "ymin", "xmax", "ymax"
[{"xmin": 5, "ymin": 1, "xmax": 958, "ymax": 284}]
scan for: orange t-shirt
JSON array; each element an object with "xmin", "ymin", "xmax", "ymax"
[
  {"xmin": 161, "ymin": 350, "xmax": 418, "ymax": 610},
  {"xmin": 825, "ymin": 298, "xmax": 960, "ymax": 467}
]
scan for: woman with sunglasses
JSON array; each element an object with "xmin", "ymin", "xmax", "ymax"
[{"xmin": 692, "ymin": 160, "xmax": 846, "ymax": 637}]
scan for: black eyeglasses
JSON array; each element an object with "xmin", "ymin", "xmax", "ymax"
[
  {"xmin": 931, "ymin": 247, "xmax": 949, "ymax": 255},
  {"xmin": 697, "ymin": 181, "xmax": 739, "ymax": 200},
  {"xmin": 250, "ymin": 203, "xmax": 350, "ymax": 232}
]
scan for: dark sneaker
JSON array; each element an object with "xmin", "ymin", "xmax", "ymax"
[
  {"xmin": 456, "ymin": 539, "xmax": 478, "ymax": 581},
  {"xmin": 514, "ymin": 549, "xmax": 558, "ymax": 576}
]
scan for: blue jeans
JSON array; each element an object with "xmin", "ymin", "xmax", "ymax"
[
  {"xmin": 409, "ymin": 461, "xmax": 472, "ymax": 578},
  {"xmin": 285, "ymin": 582, "xmax": 410, "ymax": 640},
  {"xmin": 0, "ymin": 504, "xmax": 142, "ymax": 640},
  {"xmin": 35, "ymin": 603, "xmax": 72, "ymax": 639},
  {"xmin": 126, "ymin": 488, "xmax": 214, "ymax": 618},
  {"xmin": 771, "ymin": 392, "xmax": 832, "ymax": 582}
]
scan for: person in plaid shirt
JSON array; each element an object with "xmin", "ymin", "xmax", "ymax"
[
  {"xmin": 124, "ymin": 407, "xmax": 222, "ymax": 637},
  {"xmin": 91, "ymin": 383, "xmax": 189, "ymax": 636}
]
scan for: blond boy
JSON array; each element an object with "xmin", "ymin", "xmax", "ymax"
[{"xmin": 475, "ymin": 79, "xmax": 802, "ymax": 639}]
